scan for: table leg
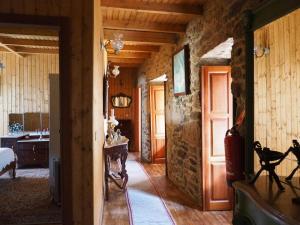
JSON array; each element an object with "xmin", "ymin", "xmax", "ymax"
[
  {"xmin": 120, "ymin": 150, "xmax": 128, "ymax": 190},
  {"xmin": 105, "ymin": 154, "xmax": 109, "ymax": 200}
]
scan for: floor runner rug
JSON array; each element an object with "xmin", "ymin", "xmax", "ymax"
[{"xmin": 125, "ymin": 160, "xmax": 175, "ymax": 225}]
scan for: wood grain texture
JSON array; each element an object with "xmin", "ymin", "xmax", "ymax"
[
  {"xmin": 103, "ymin": 153, "xmax": 232, "ymax": 225},
  {"xmin": 0, "ymin": 52, "xmax": 58, "ymax": 136},
  {"xmin": 0, "ymin": 1, "xmax": 105, "ymax": 224},
  {"xmin": 108, "ymin": 68, "xmax": 138, "ymax": 151},
  {"xmin": 104, "ymin": 29, "xmax": 177, "ymax": 44},
  {"xmin": 101, "ymin": 0, "xmax": 203, "ymax": 16},
  {"xmin": 103, "ymin": 19, "xmax": 186, "ymax": 33},
  {"xmin": 254, "ymin": 9, "xmax": 300, "ymax": 176}
]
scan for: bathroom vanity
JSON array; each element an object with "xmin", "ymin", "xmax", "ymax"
[{"xmin": 1, "ymin": 133, "xmax": 49, "ymax": 168}]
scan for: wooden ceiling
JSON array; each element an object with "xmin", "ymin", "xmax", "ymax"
[
  {"xmin": 0, "ymin": 0, "xmax": 203, "ymax": 67},
  {"xmin": 103, "ymin": 0, "xmax": 203, "ymax": 67}
]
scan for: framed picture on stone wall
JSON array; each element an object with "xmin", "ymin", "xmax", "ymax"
[{"xmin": 172, "ymin": 45, "xmax": 190, "ymax": 96}]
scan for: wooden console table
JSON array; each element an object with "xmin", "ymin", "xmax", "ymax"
[
  {"xmin": 104, "ymin": 142, "xmax": 128, "ymax": 200},
  {"xmin": 233, "ymin": 176, "xmax": 300, "ymax": 225}
]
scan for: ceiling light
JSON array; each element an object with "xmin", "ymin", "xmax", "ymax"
[
  {"xmin": 111, "ymin": 33, "xmax": 124, "ymax": 54},
  {"xmin": 101, "ymin": 33, "xmax": 124, "ymax": 55}
]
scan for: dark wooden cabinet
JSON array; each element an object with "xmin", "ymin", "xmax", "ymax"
[
  {"xmin": 1, "ymin": 134, "xmax": 27, "ymax": 151},
  {"xmin": 233, "ymin": 177, "xmax": 300, "ymax": 225},
  {"xmin": 1, "ymin": 135, "xmax": 49, "ymax": 168},
  {"xmin": 116, "ymin": 120, "xmax": 133, "ymax": 151},
  {"xmin": 17, "ymin": 140, "xmax": 49, "ymax": 168}
]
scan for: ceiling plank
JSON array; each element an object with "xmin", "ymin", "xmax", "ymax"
[
  {"xmin": 0, "ymin": 46, "xmax": 58, "ymax": 54},
  {"xmin": 0, "ymin": 25, "xmax": 58, "ymax": 36},
  {"xmin": 107, "ymin": 51, "xmax": 151, "ymax": 59},
  {"xmin": 103, "ymin": 19, "xmax": 186, "ymax": 33},
  {"xmin": 0, "ymin": 37, "xmax": 58, "ymax": 47},
  {"xmin": 108, "ymin": 57, "xmax": 145, "ymax": 64},
  {"xmin": 0, "ymin": 39, "xmax": 23, "ymax": 57},
  {"xmin": 104, "ymin": 29, "xmax": 177, "ymax": 44},
  {"xmin": 101, "ymin": 0, "xmax": 203, "ymax": 16},
  {"xmin": 111, "ymin": 62, "xmax": 142, "ymax": 68},
  {"xmin": 15, "ymin": 47, "xmax": 58, "ymax": 54},
  {"xmin": 107, "ymin": 44, "xmax": 160, "ymax": 52}
]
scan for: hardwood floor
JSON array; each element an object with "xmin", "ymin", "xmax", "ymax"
[{"xmin": 102, "ymin": 153, "xmax": 232, "ymax": 225}]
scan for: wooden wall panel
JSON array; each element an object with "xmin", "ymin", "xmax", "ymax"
[
  {"xmin": 108, "ymin": 68, "xmax": 137, "ymax": 119},
  {"xmin": 254, "ymin": 8, "xmax": 300, "ymax": 176},
  {"xmin": 108, "ymin": 68, "xmax": 138, "ymax": 150},
  {"xmin": 0, "ymin": 52, "xmax": 58, "ymax": 135},
  {"xmin": 0, "ymin": 1, "xmax": 104, "ymax": 224}
]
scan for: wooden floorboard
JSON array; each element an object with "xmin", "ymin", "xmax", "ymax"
[{"xmin": 102, "ymin": 153, "xmax": 232, "ymax": 225}]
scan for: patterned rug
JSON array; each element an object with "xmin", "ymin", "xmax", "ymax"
[{"xmin": 0, "ymin": 169, "xmax": 61, "ymax": 225}]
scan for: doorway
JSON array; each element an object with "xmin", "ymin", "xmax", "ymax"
[
  {"xmin": 201, "ymin": 65, "xmax": 233, "ymax": 211},
  {"xmin": 150, "ymin": 83, "xmax": 166, "ymax": 163},
  {"xmin": 0, "ymin": 23, "xmax": 62, "ymax": 224}
]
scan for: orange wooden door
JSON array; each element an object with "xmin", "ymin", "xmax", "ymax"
[
  {"xmin": 202, "ymin": 66, "xmax": 233, "ymax": 211},
  {"xmin": 150, "ymin": 85, "xmax": 165, "ymax": 163}
]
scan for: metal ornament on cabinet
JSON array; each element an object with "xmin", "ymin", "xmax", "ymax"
[
  {"xmin": 250, "ymin": 141, "xmax": 292, "ymax": 190},
  {"xmin": 286, "ymin": 140, "xmax": 300, "ymax": 181}
]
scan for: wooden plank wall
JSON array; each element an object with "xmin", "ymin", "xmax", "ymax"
[
  {"xmin": 0, "ymin": 52, "xmax": 58, "ymax": 136},
  {"xmin": 254, "ymin": 8, "xmax": 300, "ymax": 176},
  {"xmin": 108, "ymin": 67, "xmax": 138, "ymax": 151},
  {"xmin": 0, "ymin": 1, "xmax": 104, "ymax": 224},
  {"xmin": 108, "ymin": 68, "xmax": 137, "ymax": 119}
]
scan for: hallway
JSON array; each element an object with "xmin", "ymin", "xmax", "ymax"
[{"xmin": 103, "ymin": 154, "xmax": 232, "ymax": 225}]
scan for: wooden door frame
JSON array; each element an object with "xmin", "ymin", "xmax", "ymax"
[
  {"xmin": 164, "ymin": 81, "xmax": 168, "ymax": 176},
  {"xmin": 201, "ymin": 66, "xmax": 233, "ymax": 210},
  {"xmin": 149, "ymin": 83, "xmax": 166, "ymax": 163},
  {"xmin": 244, "ymin": 0, "xmax": 300, "ymax": 176},
  {"xmin": 0, "ymin": 13, "xmax": 72, "ymax": 224},
  {"xmin": 134, "ymin": 86, "xmax": 142, "ymax": 153}
]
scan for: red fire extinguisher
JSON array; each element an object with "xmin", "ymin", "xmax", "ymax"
[{"xmin": 224, "ymin": 111, "xmax": 245, "ymax": 186}]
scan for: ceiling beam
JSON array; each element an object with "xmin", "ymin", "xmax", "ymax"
[
  {"xmin": 0, "ymin": 39, "xmax": 23, "ymax": 57},
  {"xmin": 0, "ymin": 46, "xmax": 58, "ymax": 54},
  {"xmin": 107, "ymin": 44, "xmax": 160, "ymax": 52},
  {"xmin": 108, "ymin": 57, "xmax": 145, "ymax": 65},
  {"xmin": 111, "ymin": 62, "xmax": 142, "ymax": 68},
  {"xmin": 101, "ymin": 0, "xmax": 203, "ymax": 16},
  {"xmin": 0, "ymin": 25, "xmax": 58, "ymax": 36},
  {"xmin": 0, "ymin": 37, "xmax": 58, "ymax": 47},
  {"xmin": 15, "ymin": 47, "xmax": 58, "ymax": 54},
  {"xmin": 108, "ymin": 51, "xmax": 151, "ymax": 59},
  {"xmin": 103, "ymin": 19, "xmax": 186, "ymax": 33},
  {"xmin": 104, "ymin": 29, "xmax": 177, "ymax": 44}
]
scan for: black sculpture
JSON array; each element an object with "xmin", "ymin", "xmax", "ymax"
[
  {"xmin": 250, "ymin": 141, "xmax": 291, "ymax": 190},
  {"xmin": 286, "ymin": 140, "xmax": 300, "ymax": 181}
]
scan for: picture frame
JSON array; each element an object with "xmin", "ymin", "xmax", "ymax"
[
  {"xmin": 111, "ymin": 93, "xmax": 132, "ymax": 108},
  {"xmin": 172, "ymin": 45, "xmax": 190, "ymax": 96}
]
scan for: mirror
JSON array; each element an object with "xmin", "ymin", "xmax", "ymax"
[{"xmin": 111, "ymin": 93, "xmax": 132, "ymax": 108}]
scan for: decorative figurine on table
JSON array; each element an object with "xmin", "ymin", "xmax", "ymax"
[
  {"xmin": 286, "ymin": 140, "xmax": 300, "ymax": 181},
  {"xmin": 106, "ymin": 109, "xmax": 119, "ymax": 145},
  {"xmin": 250, "ymin": 141, "xmax": 292, "ymax": 190}
]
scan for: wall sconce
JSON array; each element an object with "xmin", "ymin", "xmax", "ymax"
[
  {"xmin": 106, "ymin": 62, "xmax": 120, "ymax": 79},
  {"xmin": 101, "ymin": 33, "xmax": 124, "ymax": 55},
  {"xmin": 254, "ymin": 46, "xmax": 270, "ymax": 58}
]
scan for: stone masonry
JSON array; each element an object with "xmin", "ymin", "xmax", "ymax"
[{"xmin": 138, "ymin": 0, "xmax": 266, "ymax": 205}]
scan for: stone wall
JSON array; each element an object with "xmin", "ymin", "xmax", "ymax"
[
  {"xmin": 138, "ymin": 0, "xmax": 266, "ymax": 205},
  {"xmin": 138, "ymin": 46, "xmax": 174, "ymax": 162}
]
